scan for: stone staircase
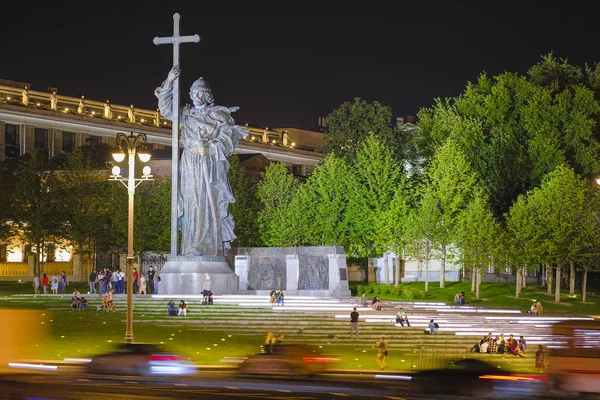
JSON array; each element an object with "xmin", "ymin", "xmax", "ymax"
[{"xmin": 10, "ymin": 293, "xmax": 593, "ymax": 372}]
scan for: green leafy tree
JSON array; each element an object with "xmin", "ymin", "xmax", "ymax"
[
  {"xmin": 505, "ymin": 194, "xmax": 543, "ymax": 299},
  {"xmin": 58, "ymin": 149, "xmax": 113, "ymax": 267},
  {"xmin": 422, "ymin": 139, "xmax": 479, "ymax": 288},
  {"xmin": 378, "ymin": 176, "xmax": 414, "ymax": 286},
  {"xmin": 533, "ymin": 165, "xmax": 592, "ymax": 303},
  {"xmin": 346, "ymin": 133, "xmax": 402, "ymax": 266},
  {"xmin": 298, "ymin": 154, "xmax": 352, "ymax": 247},
  {"xmin": 13, "ymin": 150, "xmax": 66, "ymax": 275},
  {"xmin": 456, "ymin": 190, "xmax": 501, "ymax": 299},
  {"xmin": 323, "ymin": 97, "xmax": 396, "ymax": 162},
  {"xmin": 228, "ymin": 154, "xmax": 262, "ymax": 247},
  {"xmin": 417, "ymin": 65, "xmax": 600, "ymax": 219},
  {"xmin": 256, "ymin": 162, "xmax": 299, "ymax": 246},
  {"xmin": 405, "ymin": 192, "xmax": 441, "ymax": 292},
  {"xmin": 135, "ymin": 178, "xmax": 171, "ymax": 253},
  {"xmin": 0, "ymin": 157, "xmax": 20, "ymax": 248}
]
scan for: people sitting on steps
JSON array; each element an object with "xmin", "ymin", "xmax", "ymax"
[{"xmin": 454, "ymin": 291, "xmax": 465, "ymax": 305}]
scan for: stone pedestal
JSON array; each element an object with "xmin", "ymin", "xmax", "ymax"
[
  {"xmin": 235, "ymin": 246, "xmax": 350, "ymax": 297},
  {"xmin": 160, "ymin": 256, "xmax": 238, "ymax": 295}
]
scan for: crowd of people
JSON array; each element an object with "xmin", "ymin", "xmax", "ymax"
[{"xmin": 470, "ymin": 332, "xmax": 528, "ymax": 357}]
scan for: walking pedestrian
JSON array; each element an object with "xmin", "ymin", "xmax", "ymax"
[
  {"xmin": 535, "ymin": 345, "xmax": 545, "ymax": 373},
  {"xmin": 42, "ymin": 273, "xmax": 49, "ymax": 294},
  {"xmin": 350, "ymin": 307, "xmax": 359, "ymax": 339},
  {"xmin": 377, "ymin": 335, "xmax": 388, "ymax": 370}
]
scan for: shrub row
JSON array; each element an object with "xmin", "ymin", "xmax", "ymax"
[{"xmin": 356, "ymin": 283, "xmax": 426, "ymax": 300}]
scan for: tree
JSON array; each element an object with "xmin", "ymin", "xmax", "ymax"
[
  {"xmin": 297, "ymin": 154, "xmax": 352, "ymax": 247},
  {"xmin": 13, "ymin": 150, "xmax": 66, "ymax": 275},
  {"xmin": 416, "ymin": 65, "xmax": 600, "ymax": 220},
  {"xmin": 256, "ymin": 162, "xmax": 299, "ymax": 246},
  {"xmin": 520, "ymin": 165, "xmax": 591, "ymax": 303},
  {"xmin": 0, "ymin": 157, "xmax": 20, "ymax": 248},
  {"xmin": 422, "ymin": 139, "xmax": 479, "ymax": 288},
  {"xmin": 346, "ymin": 133, "xmax": 402, "ymax": 265},
  {"xmin": 456, "ymin": 190, "xmax": 500, "ymax": 299},
  {"xmin": 228, "ymin": 154, "xmax": 262, "ymax": 247},
  {"xmin": 323, "ymin": 97, "xmax": 395, "ymax": 162},
  {"xmin": 378, "ymin": 176, "xmax": 414, "ymax": 286},
  {"xmin": 57, "ymin": 149, "xmax": 113, "ymax": 269},
  {"xmin": 505, "ymin": 194, "xmax": 544, "ymax": 299},
  {"xmin": 405, "ymin": 192, "xmax": 441, "ymax": 292}
]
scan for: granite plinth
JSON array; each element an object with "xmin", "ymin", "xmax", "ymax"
[{"xmin": 159, "ymin": 258, "xmax": 238, "ymax": 295}]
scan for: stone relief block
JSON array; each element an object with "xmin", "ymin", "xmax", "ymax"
[
  {"xmin": 247, "ymin": 256, "xmax": 286, "ymax": 290},
  {"xmin": 298, "ymin": 255, "xmax": 329, "ymax": 290}
]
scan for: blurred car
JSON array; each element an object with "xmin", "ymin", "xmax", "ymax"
[
  {"xmin": 409, "ymin": 358, "xmax": 548, "ymax": 398},
  {"xmin": 85, "ymin": 342, "xmax": 197, "ymax": 377},
  {"xmin": 237, "ymin": 344, "xmax": 335, "ymax": 377}
]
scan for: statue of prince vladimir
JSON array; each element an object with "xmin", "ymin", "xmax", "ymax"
[{"xmin": 155, "ymin": 66, "xmax": 248, "ymax": 257}]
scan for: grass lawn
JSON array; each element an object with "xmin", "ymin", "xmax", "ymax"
[
  {"xmin": 355, "ymin": 281, "xmax": 600, "ymax": 316},
  {"xmin": 2, "ymin": 280, "xmax": 598, "ymax": 373}
]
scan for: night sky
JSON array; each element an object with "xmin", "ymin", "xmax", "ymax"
[{"xmin": 1, "ymin": 1, "xmax": 598, "ymax": 131}]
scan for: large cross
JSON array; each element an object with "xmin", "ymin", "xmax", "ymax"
[{"xmin": 153, "ymin": 13, "xmax": 200, "ymax": 258}]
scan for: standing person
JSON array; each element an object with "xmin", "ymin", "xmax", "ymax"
[
  {"xmin": 535, "ymin": 345, "xmax": 545, "ymax": 373},
  {"xmin": 148, "ymin": 266, "xmax": 155, "ymax": 294},
  {"xmin": 154, "ymin": 273, "xmax": 160, "ymax": 294},
  {"xmin": 138, "ymin": 273, "xmax": 147, "ymax": 294},
  {"xmin": 269, "ymin": 289, "xmax": 277, "ymax": 306},
  {"xmin": 350, "ymin": 307, "xmax": 359, "ymax": 339},
  {"xmin": 377, "ymin": 335, "xmax": 388, "ymax": 370},
  {"xmin": 88, "ymin": 269, "xmax": 97, "ymax": 295},
  {"xmin": 51, "ymin": 273, "xmax": 59, "ymax": 294},
  {"xmin": 155, "ymin": 66, "xmax": 248, "ymax": 257},
  {"xmin": 60, "ymin": 271, "xmax": 68, "ymax": 294},
  {"xmin": 32, "ymin": 274, "xmax": 40, "ymax": 294},
  {"xmin": 42, "ymin": 273, "xmax": 49, "ymax": 294},
  {"xmin": 98, "ymin": 269, "xmax": 105, "ymax": 295},
  {"xmin": 396, "ymin": 308, "xmax": 411, "ymax": 327},
  {"xmin": 133, "ymin": 268, "xmax": 139, "ymax": 294}
]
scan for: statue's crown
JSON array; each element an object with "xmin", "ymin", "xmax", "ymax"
[{"xmin": 190, "ymin": 77, "xmax": 211, "ymax": 93}]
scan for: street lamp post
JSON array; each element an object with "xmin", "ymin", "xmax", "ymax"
[{"xmin": 109, "ymin": 131, "xmax": 153, "ymax": 343}]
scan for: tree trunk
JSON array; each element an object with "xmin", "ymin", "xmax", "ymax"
[
  {"xmin": 515, "ymin": 267, "xmax": 521, "ymax": 299},
  {"xmin": 383, "ymin": 251, "xmax": 389, "ymax": 285},
  {"xmin": 547, "ymin": 264, "xmax": 553, "ymax": 295},
  {"xmin": 471, "ymin": 266, "xmax": 476, "ymax": 292},
  {"xmin": 425, "ymin": 260, "xmax": 429, "ymax": 292},
  {"xmin": 582, "ymin": 268, "xmax": 588, "ymax": 303},
  {"xmin": 522, "ymin": 267, "xmax": 527, "ymax": 288},
  {"xmin": 569, "ymin": 262, "xmax": 575, "ymax": 295},
  {"xmin": 476, "ymin": 266, "xmax": 481, "ymax": 299},
  {"xmin": 440, "ymin": 244, "xmax": 446, "ymax": 288},
  {"xmin": 394, "ymin": 256, "xmax": 400, "ymax": 287},
  {"xmin": 555, "ymin": 265, "xmax": 561, "ymax": 303}
]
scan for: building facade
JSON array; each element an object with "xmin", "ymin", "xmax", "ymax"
[{"xmin": 0, "ymin": 80, "xmax": 325, "ymax": 281}]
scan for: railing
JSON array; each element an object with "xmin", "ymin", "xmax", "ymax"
[
  {"xmin": 0, "ymin": 85, "xmax": 172, "ymax": 129},
  {"xmin": 0, "ymin": 263, "xmax": 28, "ymax": 276},
  {"xmin": 39, "ymin": 262, "xmax": 73, "ymax": 276},
  {"xmin": 411, "ymin": 345, "xmax": 471, "ymax": 372}
]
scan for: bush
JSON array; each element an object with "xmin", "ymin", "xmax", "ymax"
[{"xmin": 357, "ymin": 283, "xmax": 426, "ymax": 300}]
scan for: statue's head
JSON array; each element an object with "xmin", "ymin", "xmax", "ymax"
[{"xmin": 189, "ymin": 77, "xmax": 214, "ymax": 106}]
